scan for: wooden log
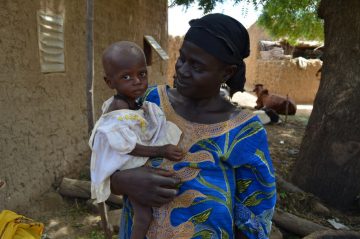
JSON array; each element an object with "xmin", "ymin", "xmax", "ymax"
[
  {"xmin": 310, "ymin": 200, "xmax": 330, "ymax": 216},
  {"xmin": 276, "ymin": 176, "xmax": 331, "ymax": 215},
  {"xmin": 108, "ymin": 194, "xmax": 124, "ymax": 206},
  {"xmin": 270, "ymin": 225, "xmax": 283, "ymax": 239},
  {"xmin": 59, "ymin": 178, "xmax": 91, "ymax": 198},
  {"xmin": 273, "ymin": 209, "xmax": 329, "ymax": 237},
  {"xmin": 276, "ymin": 175, "xmax": 304, "ymax": 193},
  {"xmin": 302, "ymin": 229, "xmax": 360, "ymax": 239},
  {"xmin": 58, "ymin": 177, "xmax": 123, "ymax": 206}
]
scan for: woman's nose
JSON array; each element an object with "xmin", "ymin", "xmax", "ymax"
[{"xmin": 176, "ymin": 61, "xmax": 190, "ymax": 78}]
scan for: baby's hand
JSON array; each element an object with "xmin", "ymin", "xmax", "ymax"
[{"xmin": 162, "ymin": 144, "xmax": 184, "ymax": 161}]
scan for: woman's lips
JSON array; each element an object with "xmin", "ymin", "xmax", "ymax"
[{"xmin": 176, "ymin": 77, "xmax": 191, "ymax": 88}]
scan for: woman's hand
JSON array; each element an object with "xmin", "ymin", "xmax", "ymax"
[{"xmin": 110, "ymin": 167, "xmax": 180, "ymax": 207}]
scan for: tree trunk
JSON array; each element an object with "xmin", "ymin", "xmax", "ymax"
[{"xmin": 292, "ymin": 0, "xmax": 360, "ymax": 210}]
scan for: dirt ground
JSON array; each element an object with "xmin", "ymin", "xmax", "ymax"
[
  {"xmin": 266, "ymin": 113, "xmax": 360, "ymax": 237},
  {"xmin": 21, "ymin": 98, "xmax": 360, "ymax": 239}
]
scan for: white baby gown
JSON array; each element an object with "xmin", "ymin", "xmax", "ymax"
[{"xmin": 89, "ymin": 97, "xmax": 182, "ymax": 203}]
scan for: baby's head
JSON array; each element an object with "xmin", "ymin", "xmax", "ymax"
[{"xmin": 102, "ymin": 41, "xmax": 148, "ymax": 100}]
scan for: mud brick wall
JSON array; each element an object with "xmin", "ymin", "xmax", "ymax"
[
  {"xmin": 252, "ymin": 59, "xmax": 321, "ymax": 104},
  {"xmin": 166, "ymin": 24, "xmax": 321, "ymax": 104},
  {"xmin": 0, "ymin": 0, "xmax": 167, "ymax": 210},
  {"xmin": 166, "ymin": 36, "xmax": 183, "ymax": 87},
  {"xmin": 93, "ymin": 0, "xmax": 168, "ymax": 119},
  {"xmin": 245, "ymin": 24, "xmax": 321, "ymax": 104}
]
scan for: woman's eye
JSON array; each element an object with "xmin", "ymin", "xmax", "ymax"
[
  {"xmin": 192, "ymin": 64, "xmax": 202, "ymax": 72},
  {"xmin": 122, "ymin": 75, "xmax": 131, "ymax": 80},
  {"xmin": 176, "ymin": 57, "xmax": 184, "ymax": 67}
]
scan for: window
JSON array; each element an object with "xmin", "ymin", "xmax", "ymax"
[{"xmin": 37, "ymin": 11, "xmax": 65, "ymax": 73}]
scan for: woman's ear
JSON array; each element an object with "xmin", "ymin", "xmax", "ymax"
[{"xmin": 223, "ymin": 65, "xmax": 238, "ymax": 82}]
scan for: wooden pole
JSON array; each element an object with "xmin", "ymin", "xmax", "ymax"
[
  {"xmin": 285, "ymin": 94, "xmax": 289, "ymax": 123},
  {"xmin": 86, "ymin": 0, "xmax": 95, "ymax": 133}
]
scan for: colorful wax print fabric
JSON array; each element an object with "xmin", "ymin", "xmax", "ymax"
[{"xmin": 119, "ymin": 85, "xmax": 276, "ymax": 239}]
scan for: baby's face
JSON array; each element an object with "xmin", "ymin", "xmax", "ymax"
[{"xmin": 108, "ymin": 52, "xmax": 148, "ymax": 100}]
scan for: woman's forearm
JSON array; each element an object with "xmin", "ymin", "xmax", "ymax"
[{"xmin": 109, "ymin": 167, "xmax": 179, "ymax": 207}]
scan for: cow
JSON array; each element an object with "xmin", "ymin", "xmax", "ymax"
[{"xmin": 253, "ymin": 84, "xmax": 297, "ymax": 115}]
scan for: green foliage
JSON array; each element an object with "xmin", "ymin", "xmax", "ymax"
[
  {"xmin": 169, "ymin": 0, "xmax": 265, "ymax": 13},
  {"xmin": 170, "ymin": 0, "xmax": 324, "ymax": 42},
  {"xmin": 257, "ymin": 0, "xmax": 323, "ymax": 43},
  {"xmin": 88, "ymin": 230, "xmax": 106, "ymax": 239},
  {"xmin": 169, "ymin": 0, "xmax": 220, "ymax": 13}
]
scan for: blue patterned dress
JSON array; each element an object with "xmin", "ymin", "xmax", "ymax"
[{"xmin": 119, "ymin": 85, "xmax": 276, "ymax": 239}]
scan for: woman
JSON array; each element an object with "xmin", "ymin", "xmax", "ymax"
[{"xmin": 110, "ymin": 13, "xmax": 276, "ymax": 239}]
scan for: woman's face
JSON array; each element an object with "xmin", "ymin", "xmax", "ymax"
[{"xmin": 174, "ymin": 40, "xmax": 227, "ymax": 99}]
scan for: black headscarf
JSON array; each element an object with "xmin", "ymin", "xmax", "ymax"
[{"xmin": 184, "ymin": 13, "xmax": 250, "ymax": 93}]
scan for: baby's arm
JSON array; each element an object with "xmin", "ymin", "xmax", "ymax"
[{"xmin": 130, "ymin": 144, "xmax": 184, "ymax": 161}]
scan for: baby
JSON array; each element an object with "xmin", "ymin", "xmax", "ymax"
[{"xmin": 89, "ymin": 41, "xmax": 183, "ymax": 239}]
